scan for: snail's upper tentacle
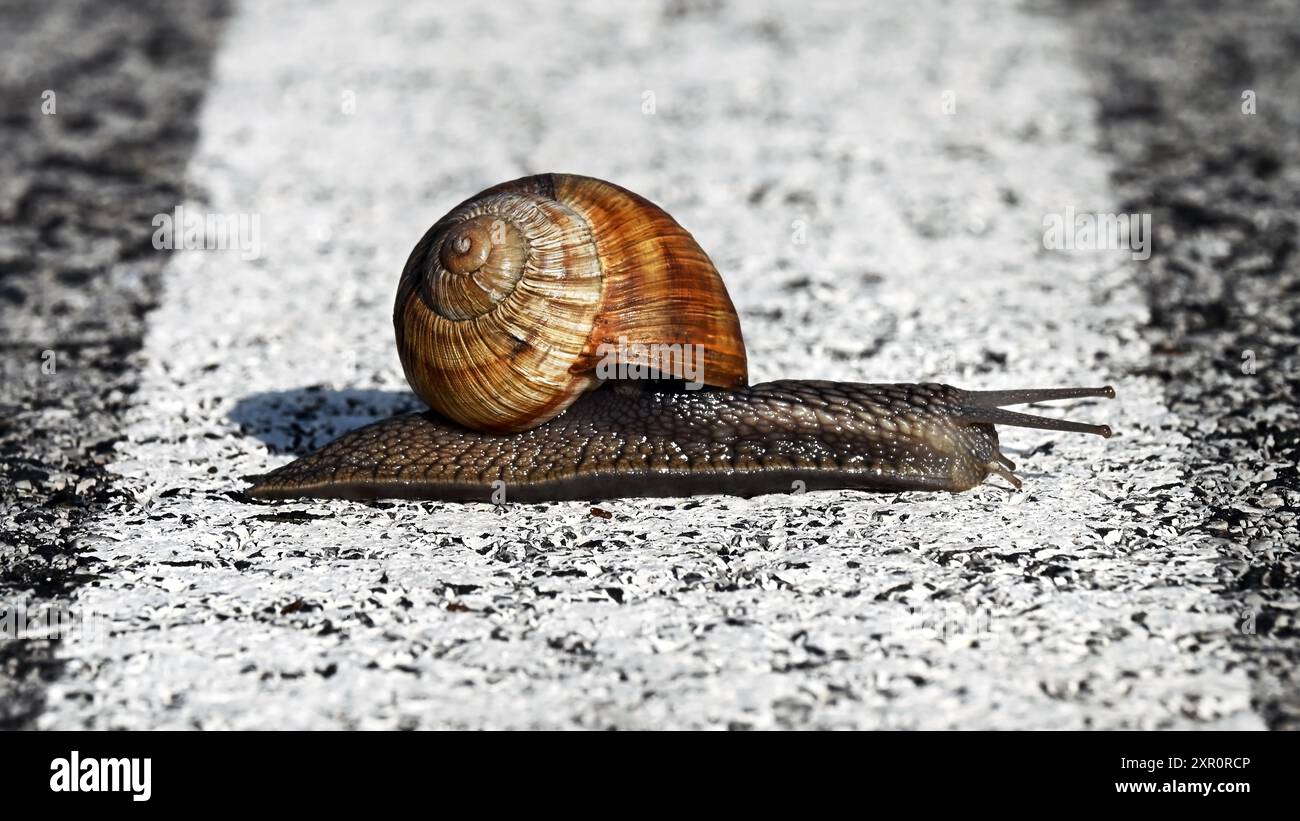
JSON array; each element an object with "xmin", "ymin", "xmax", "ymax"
[{"xmin": 244, "ymin": 381, "xmax": 1114, "ymax": 503}]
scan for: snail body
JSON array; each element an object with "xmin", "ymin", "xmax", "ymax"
[{"xmin": 247, "ymin": 174, "xmax": 1113, "ymax": 503}]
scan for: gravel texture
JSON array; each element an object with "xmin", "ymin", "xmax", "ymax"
[
  {"xmin": 1071, "ymin": 0, "xmax": 1300, "ymax": 730},
  {"xmin": 3, "ymin": 0, "xmax": 1294, "ymax": 729},
  {"xmin": 0, "ymin": 0, "xmax": 228, "ymax": 729}
]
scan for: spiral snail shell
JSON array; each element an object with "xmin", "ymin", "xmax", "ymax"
[
  {"xmin": 395, "ymin": 174, "xmax": 747, "ymax": 432},
  {"xmin": 247, "ymin": 173, "xmax": 1114, "ymax": 503}
]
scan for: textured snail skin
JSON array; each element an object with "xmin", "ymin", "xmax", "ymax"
[{"xmin": 245, "ymin": 381, "xmax": 1114, "ymax": 503}]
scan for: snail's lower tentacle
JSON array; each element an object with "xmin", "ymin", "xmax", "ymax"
[
  {"xmin": 244, "ymin": 380, "xmax": 1114, "ymax": 503},
  {"xmin": 954, "ymin": 405, "xmax": 1113, "ymax": 438}
]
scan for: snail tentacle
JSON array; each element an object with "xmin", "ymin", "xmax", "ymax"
[
  {"xmin": 960, "ymin": 385, "xmax": 1116, "ymax": 406},
  {"xmin": 956, "ymin": 392, "xmax": 1118, "ymax": 441}
]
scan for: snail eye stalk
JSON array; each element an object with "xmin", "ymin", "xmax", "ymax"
[{"xmin": 957, "ymin": 385, "xmax": 1115, "ymax": 438}]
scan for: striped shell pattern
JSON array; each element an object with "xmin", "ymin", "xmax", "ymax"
[{"xmin": 394, "ymin": 174, "xmax": 749, "ymax": 432}]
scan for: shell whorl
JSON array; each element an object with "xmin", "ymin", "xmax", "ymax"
[{"xmin": 395, "ymin": 174, "xmax": 748, "ymax": 433}]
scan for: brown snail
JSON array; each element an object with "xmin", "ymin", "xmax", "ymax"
[{"xmin": 247, "ymin": 173, "xmax": 1114, "ymax": 503}]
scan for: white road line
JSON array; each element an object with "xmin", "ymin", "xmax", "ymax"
[{"xmin": 43, "ymin": 0, "xmax": 1260, "ymax": 728}]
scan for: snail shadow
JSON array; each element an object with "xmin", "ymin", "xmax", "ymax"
[{"xmin": 230, "ymin": 386, "xmax": 423, "ymax": 456}]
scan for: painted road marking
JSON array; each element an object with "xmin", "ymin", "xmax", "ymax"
[{"xmin": 42, "ymin": 0, "xmax": 1259, "ymax": 729}]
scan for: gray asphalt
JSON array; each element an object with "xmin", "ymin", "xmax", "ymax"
[
  {"xmin": 0, "ymin": 0, "xmax": 229, "ymax": 728},
  {"xmin": 1, "ymin": 0, "xmax": 1296, "ymax": 730},
  {"xmin": 1073, "ymin": 0, "xmax": 1300, "ymax": 730}
]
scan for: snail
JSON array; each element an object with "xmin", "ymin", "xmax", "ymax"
[{"xmin": 246, "ymin": 173, "xmax": 1114, "ymax": 503}]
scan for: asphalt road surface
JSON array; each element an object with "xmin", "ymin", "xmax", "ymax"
[{"xmin": 1, "ymin": 0, "xmax": 1296, "ymax": 729}]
